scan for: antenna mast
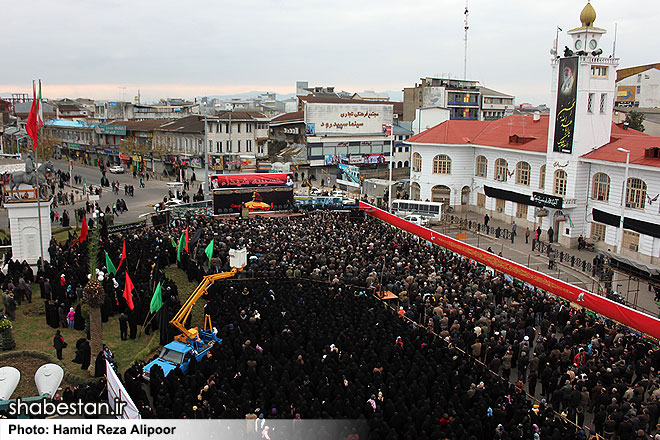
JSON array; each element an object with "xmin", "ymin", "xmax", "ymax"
[
  {"xmin": 463, "ymin": 0, "xmax": 469, "ymax": 80},
  {"xmin": 612, "ymin": 22, "xmax": 617, "ymax": 57}
]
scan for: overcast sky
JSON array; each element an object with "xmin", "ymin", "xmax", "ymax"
[{"xmin": 2, "ymin": 0, "xmax": 658, "ymax": 105}]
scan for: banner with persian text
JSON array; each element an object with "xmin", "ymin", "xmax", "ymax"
[
  {"xmin": 209, "ymin": 173, "xmax": 294, "ymax": 189},
  {"xmin": 553, "ymin": 56, "xmax": 579, "ymax": 153},
  {"xmin": 305, "ymin": 102, "xmax": 393, "ymax": 135}
]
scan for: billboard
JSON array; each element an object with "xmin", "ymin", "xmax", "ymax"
[
  {"xmin": 553, "ymin": 57, "xmax": 579, "ymax": 154},
  {"xmin": 213, "ymin": 187, "xmax": 293, "ymax": 214},
  {"xmin": 305, "ymin": 102, "xmax": 393, "ymax": 135},
  {"xmin": 210, "ymin": 173, "xmax": 294, "ymax": 189},
  {"xmin": 616, "ymin": 86, "xmax": 636, "ymax": 103}
]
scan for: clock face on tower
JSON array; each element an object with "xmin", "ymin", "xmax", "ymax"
[
  {"xmin": 589, "ymin": 39, "xmax": 598, "ymax": 50},
  {"xmin": 575, "ymin": 39, "xmax": 583, "ymax": 50}
]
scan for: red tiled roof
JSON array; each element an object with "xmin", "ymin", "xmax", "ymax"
[
  {"xmin": 407, "ymin": 115, "xmax": 550, "ymax": 153},
  {"xmin": 270, "ymin": 111, "xmax": 303, "ymax": 124},
  {"xmin": 581, "ymin": 127, "xmax": 660, "ymax": 168},
  {"xmin": 406, "ymin": 114, "xmax": 660, "ymax": 167}
]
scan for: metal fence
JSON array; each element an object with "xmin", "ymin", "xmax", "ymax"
[{"xmin": 439, "ymin": 214, "xmax": 596, "ymax": 274}]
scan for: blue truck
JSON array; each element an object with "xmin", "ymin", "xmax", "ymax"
[{"xmin": 143, "ymin": 329, "xmax": 220, "ymax": 381}]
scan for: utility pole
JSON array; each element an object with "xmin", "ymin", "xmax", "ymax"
[{"xmin": 227, "ymin": 109, "xmax": 232, "ymax": 174}]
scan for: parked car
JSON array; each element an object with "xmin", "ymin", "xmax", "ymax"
[
  {"xmin": 402, "ymin": 215, "xmax": 429, "ymax": 226},
  {"xmin": 108, "ymin": 165, "xmax": 124, "ymax": 174},
  {"xmin": 154, "ymin": 199, "xmax": 184, "ymax": 211}
]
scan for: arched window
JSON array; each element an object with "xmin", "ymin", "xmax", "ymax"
[
  {"xmin": 515, "ymin": 161, "xmax": 531, "ymax": 186},
  {"xmin": 412, "ymin": 152, "xmax": 422, "ymax": 172},
  {"xmin": 397, "ymin": 161, "xmax": 403, "ymax": 168},
  {"xmin": 475, "ymin": 155, "xmax": 487, "ymax": 177},
  {"xmin": 539, "ymin": 165, "xmax": 546, "ymax": 190},
  {"xmin": 410, "ymin": 182, "xmax": 421, "ymax": 201},
  {"xmin": 591, "ymin": 172, "xmax": 610, "ymax": 202},
  {"xmin": 626, "ymin": 178, "xmax": 647, "ymax": 209},
  {"xmin": 432, "ymin": 154, "xmax": 452, "ymax": 174},
  {"xmin": 431, "ymin": 185, "xmax": 451, "ymax": 204},
  {"xmin": 553, "ymin": 169, "xmax": 567, "ymax": 196},
  {"xmin": 404, "ymin": 161, "xmax": 409, "ymax": 167},
  {"xmin": 494, "ymin": 158, "xmax": 508, "ymax": 181}
]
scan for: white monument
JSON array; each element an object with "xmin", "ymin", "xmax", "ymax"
[{"xmin": 6, "ymin": 199, "xmax": 52, "ymax": 265}]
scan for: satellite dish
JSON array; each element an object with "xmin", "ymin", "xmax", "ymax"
[
  {"xmin": 0, "ymin": 366, "xmax": 20, "ymax": 400},
  {"xmin": 35, "ymin": 364, "xmax": 64, "ymax": 397}
]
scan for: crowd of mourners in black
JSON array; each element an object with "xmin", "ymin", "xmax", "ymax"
[{"xmin": 4, "ymin": 209, "xmax": 660, "ymax": 439}]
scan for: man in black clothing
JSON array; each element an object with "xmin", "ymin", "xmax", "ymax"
[{"xmin": 53, "ymin": 330, "xmax": 66, "ymax": 360}]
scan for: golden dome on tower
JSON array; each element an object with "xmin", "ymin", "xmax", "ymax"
[{"xmin": 580, "ymin": 2, "xmax": 596, "ymax": 27}]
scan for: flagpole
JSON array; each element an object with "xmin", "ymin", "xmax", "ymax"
[{"xmin": 34, "ymin": 80, "xmax": 45, "ymax": 270}]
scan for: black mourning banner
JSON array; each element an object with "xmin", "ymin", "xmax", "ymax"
[
  {"xmin": 213, "ymin": 187, "xmax": 293, "ymax": 215},
  {"xmin": 553, "ymin": 56, "xmax": 579, "ymax": 154},
  {"xmin": 532, "ymin": 192, "xmax": 563, "ymax": 209}
]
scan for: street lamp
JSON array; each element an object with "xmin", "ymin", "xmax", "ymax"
[{"xmin": 616, "ymin": 147, "xmax": 630, "ymax": 254}]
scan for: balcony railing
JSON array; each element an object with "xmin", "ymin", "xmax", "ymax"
[{"xmin": 447, "ymin": 101, "xmax": 479, "ymax": 106}]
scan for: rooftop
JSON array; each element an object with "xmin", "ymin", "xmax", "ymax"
[
  {"xmin": 105, "ymin": 119, "xmax": 174, "ymax": 131},
  {"xmin": 214, "ymin": 111, "xmax": 268, "ymax": 120},
  {"xmin": 617, "ymin": 63, "xmax": 660, "ymax": 82},
  {"xmin": 406, "ymin": 114, "xmax": 550, "ymax": 153},
  {"xmin": 270, "ymin": 111, "xmax": 304, "ymax": 125},
  {"xmin": 157, "ymin": 115, "xmax": 205, "ymax": 133},
  {"xmin": 44, "ymin": 119, "xmax": 97, "ymax": 128},
  {"xmin": 298, "ymin": 95, "xmax": 395, "ymax": 106},
  {"xmin": 581, "ymin": 126, "xmax": 660, "ymax": 168},
  {"xmin": 406, "ymin": 114, "xmax": 660, "ymax": 168}
]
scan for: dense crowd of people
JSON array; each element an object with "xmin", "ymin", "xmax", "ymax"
[
  {"xmin": 3, "ymin": 203, "xmax": 660, "ymax": 438},
  {"xmin": 90, "ymin": 211, "xmax": 655, "ymax": 438}
]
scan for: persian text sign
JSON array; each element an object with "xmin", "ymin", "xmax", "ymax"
[{"xmin": 306, "ymin": 103, "xmax": 393, "ymax": 135}]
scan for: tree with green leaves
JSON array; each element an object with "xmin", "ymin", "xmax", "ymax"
[{"xmin": 625, "ymin": 111, "xmax": 645, "ymax": 132}]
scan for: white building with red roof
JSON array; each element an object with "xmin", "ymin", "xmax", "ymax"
[{"xmin": 405, "ymin": 3, "xmax": 660, "ymax": 263}]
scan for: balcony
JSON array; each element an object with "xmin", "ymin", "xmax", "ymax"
[
  {"xmin": 447, "ymin": 101, "xmax": 479, "ymax": 106},
  {"xmin": 450, "ymin": 115, "xmax": 478, "ymax": 121}
]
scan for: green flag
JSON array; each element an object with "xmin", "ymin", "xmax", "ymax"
[
  {"xmin": 177, "ymin": 232, "xmax": 185, "ymax": 262},
  {"xmin": 169, "ymin": 235, "xmax": 177, "ymax": 249},
  {"xmin": 105, "ymin": 250, "xmax": 117, "ymax": 275},
  {"xmin": 150, "ymin": 281, "xmax": 163, "ymax": 314},
  {"xmin": 204, "ymin": 239, "xmax": 214, "ymax": 263}
]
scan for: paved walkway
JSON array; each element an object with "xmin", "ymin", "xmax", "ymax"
[{"xmin": 431, "ymin": 211, "xmax": 659, "ymax": 317}]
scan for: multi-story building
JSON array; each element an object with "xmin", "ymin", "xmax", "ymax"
[
  {"xmin": 205, "ymin": 111, "xmax": 270, "ymax": 171},
  {"xmin": 615, "ymin": 63, "xmax": 660, "ymax": 108},
  {"xmin": 480, "ymin": 87, "xmax": 516, "ymax": 120},
  {"xmin": 403, "ymin": 77, "xmax": 514, "ymax": 122},
  {"xmin": 406, "ymin": 3, "xmax": 660, "ymax": 264}
]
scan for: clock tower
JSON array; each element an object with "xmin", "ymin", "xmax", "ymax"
[
  {"xmin": 568, "ymin": 2, "xmax": 606, "ymax": 54},
  {"xmin": 544, "ymin": 1, "xmax": 619, "ymax": 247}
]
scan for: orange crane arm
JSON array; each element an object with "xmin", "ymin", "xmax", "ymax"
[{"xmin": 169, "ymin": 267, "xmax": 240, "ymax": 340}]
